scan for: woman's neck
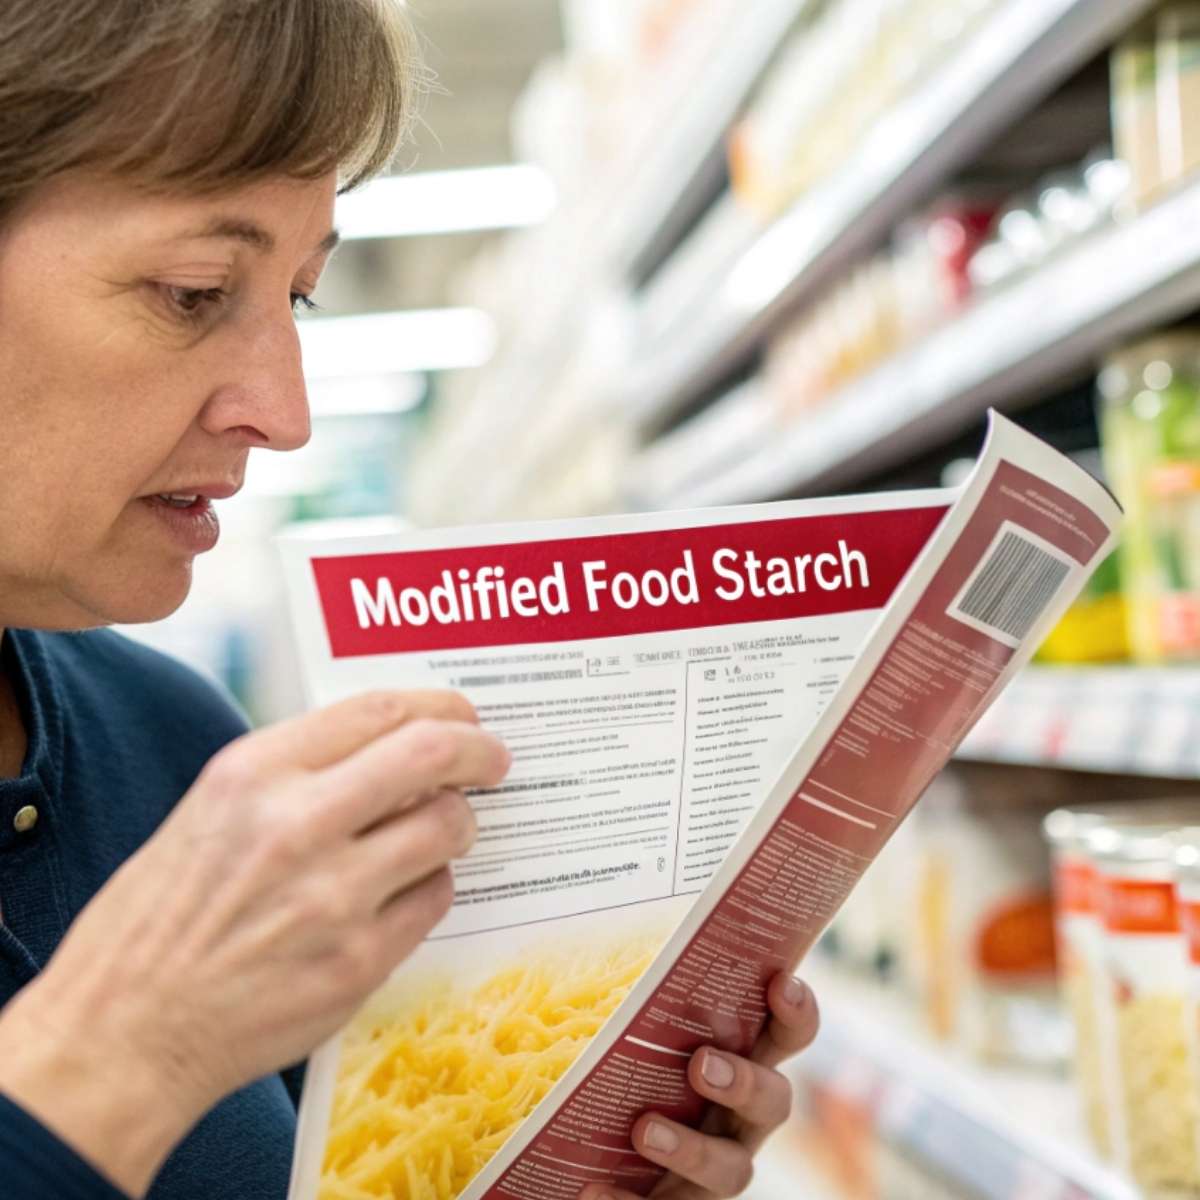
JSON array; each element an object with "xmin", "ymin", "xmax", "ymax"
[{"xmin": 0, "ymin": 630, "xmax": 28, "ymax": 778}]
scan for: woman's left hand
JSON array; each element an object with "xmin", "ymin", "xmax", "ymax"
[{"xmin": 579, "ymin": 971, "xmax": 820, "ymax": 1200}]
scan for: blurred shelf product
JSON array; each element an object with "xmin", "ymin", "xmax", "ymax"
[
  {"xmin": 1100, "ymin": 328, "xmax": 1200, "ymax": 664},
  {"xmin": 539, "ymin": 0, "xmax": 813, "ymax": 280},
  {"xmin": 907, "ymin": 773, "xmax": 1065, "ymax": 1070},
  {"xmin": 1088, "ymin": 820, "xmax": 1200, "ymax": 1194},
  {"xmin": 1112, "ymin": 5, "xmax": 1200, "ymax": 212},
  {"xmin": 727, "ymin": 0, "xmax": 1002, "ymax": 220},
  {"xmin": 621, "ymin": 0, "xmax": 1157, "ymax": 434},
  {"xmin": 1045, "ymin": 807, "xmax": 1117, "ymax": 1160},
  {"xmin": 601, "ymin": 0, "xmax": 815, "ymax": 280},
  {"xmin": 757, "ymin": 192, "xmax": 1003, "ymax": 428},
  {"xmin": 643, "ymin": 174, "xmax": 1200, "ymax": 508},
  {"xmin": 958, "ymin": 664, "xmax": 1200, "ymax": 777},
  {"xmin": 782, "ymin": 966, "xmax": 1138, "ymax": 1200}
]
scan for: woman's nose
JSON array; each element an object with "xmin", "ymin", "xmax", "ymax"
[{"xmin": 198, "ymin": 317, "xmax": 312, "ymax": 451}]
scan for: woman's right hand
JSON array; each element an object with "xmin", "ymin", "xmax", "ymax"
[{"xmin": 0, "ymin": 689, "xmax": 509, "ymax": 1197}]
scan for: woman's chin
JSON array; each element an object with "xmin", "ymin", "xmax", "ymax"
[
  {"xmin": 112, "ymin": 570, "xmax": 195, "ymax": 625},
  {"xmin": 63, "ymin": 560, "xmax": 195, "ymax": 628}
]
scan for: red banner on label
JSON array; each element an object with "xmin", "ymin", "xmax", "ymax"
[
  {"xmin": 312, "ymin": 507, "xmax": 949, "ymax": 658},
  {"xmin": 1101, "ymin": 877, "xmax": 1179, "ymax": 935},
  {"xmin": 1054, "ymin": 856, "xmax": 1097, "ymax": 916},
  {"xmin": 1180, "ymin": 897, "xmax": 1200, "ymax": 965}
]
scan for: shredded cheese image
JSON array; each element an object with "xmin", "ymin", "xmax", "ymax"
[
  {"xmin": 319, "ymin": 936, "xmax": 662, "ymax": 1200},
  {"xmin": 1115, "ymin": 993, "xmax": 1200, "ymax": 1189}
]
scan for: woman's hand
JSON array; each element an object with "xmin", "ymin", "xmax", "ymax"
[
  {"xmin": 0, "ymin": 690, "xmax": 508, "ymax": 1198},
  {"xmin": 580, "ymin": 972, "xmax": 820, "ymax": 1200}
]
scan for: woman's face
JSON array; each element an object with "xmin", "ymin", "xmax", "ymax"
[{"xmin": 0, "ymin": 171, "xmax": 339, "ymax": 629}]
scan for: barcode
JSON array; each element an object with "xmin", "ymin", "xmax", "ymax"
[{"xmin": 949, "ymin": 525, "xmax": 1071, "ymax": 645}]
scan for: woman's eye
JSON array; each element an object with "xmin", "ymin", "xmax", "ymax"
[
  {"xmin": 163, "ymin": 284, "xmax": 225, "ymax": 320},
  {"xmin": 291, "ymin": 292, "xmax": 321, "ymax": 315}
]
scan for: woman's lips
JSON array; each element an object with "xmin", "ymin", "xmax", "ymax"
[{"xmin": 140, "ymin": 494, "xmax": 220, "ymax": 554}]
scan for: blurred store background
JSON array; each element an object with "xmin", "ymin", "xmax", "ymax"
[{"xmin": 125, "ymin": 1, "xmax": 1200, "ymax": 1197}]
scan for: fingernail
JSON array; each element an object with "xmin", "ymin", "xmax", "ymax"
[
  {"xmin": 783, "ymin": 975, "xmax": 808, "ymax": 1007},
  {"xmin": 643, "ymin": 1121, "xmax": 679, "ymax": 1155},
  {"xmin": 701, "ymin": 1049, "xmax": 735, "ymax": 1089}
]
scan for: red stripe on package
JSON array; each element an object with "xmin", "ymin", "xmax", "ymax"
[
  {"xmin": 1101, "ymin": 878, "xmax": 1180, "ymax": 935},
  {"xmin": 312, "ymin": 508, "xmax": 949, "ymax": 658},
  {"xmin": 1178, "ymin": 897, "xmax": 1200, "ymax": 964},
  {"xmin": 1054, "ymin": 856, "xmax": 1097, "ymax": 916}
]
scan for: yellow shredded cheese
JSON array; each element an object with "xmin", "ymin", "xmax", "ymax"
[{"xmin": 320, "ymin": 938, "xmax": 661, "ymax": 1200}]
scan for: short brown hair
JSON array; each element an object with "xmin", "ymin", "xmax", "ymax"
[{"xmin": 0, "ymin": 0, "xmax": 419, "ymax": 216}]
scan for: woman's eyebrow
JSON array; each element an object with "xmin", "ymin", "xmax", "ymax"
[
  {"xmin": 315, "ymin": 228, "xmax": 340, "ymax": 256},
  {"xmin": 174, "ymin": 218, "xmax": 341, "ymax": 257},
  {"xmin": 180, "ymin": 217, "xmax": 276, "ymax": 252}
]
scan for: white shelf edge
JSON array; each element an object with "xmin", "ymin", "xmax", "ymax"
[
  {"xmin": 622, "ymin": 0, "xmax": 1156, "ymax": 433},
  {"xmin": 957, "ymin": 663, "xmax": 1200, "ymax": 778},
  {"xmin": 794, "ymin": 967, "xmax": 1140, "ymax": 1200},
  {"xmin": 658, "ymin": 175, "xmax": 1200, "ymax": 510}
]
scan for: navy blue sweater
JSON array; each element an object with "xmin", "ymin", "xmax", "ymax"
[{"xmin": 0, "ymin": 628, "xmax": 299, "ymax": 1199}]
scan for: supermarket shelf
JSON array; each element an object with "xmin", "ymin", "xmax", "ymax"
[
  {"xmin": 958, "ymin": 664, "xmax": 1200, "ymax": 778},
  {"xmin": 659, "ymin": 175, "xmax": 1200, "ymax": 508},
  {"xmin": 793, "ymin": 967, "xmax": 1139, "ymax": 1200},
  {"xmin": 604, "ymin": 0, "xmax": 812, "ymax": 282},
  {"xmin": 622, "ymin": 0, "xmax": 1155, "ymax": 436}
]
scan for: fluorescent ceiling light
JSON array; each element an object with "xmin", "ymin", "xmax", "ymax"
[
  {"xmin": 299, "ymin": 308, "xmax": 497, "ymax": 378},
  {"xmin": 307, "ymin": 373, "xmax": 426, "ymax": 418},
  {"xmin": 335, "ymin": 164, "xmax": 557, "ymax": 239}
]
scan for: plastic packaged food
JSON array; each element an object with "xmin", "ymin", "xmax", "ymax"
[
  {"xmin": 1090, "ymin": 822, "xmax": 1200, "ymax": 1193},
  {"xmin": 1099, "ymin": 330, "xmax": 1200, "ymax": 662},
  {"xmin": 1043, "ymin": 808, "xmax": 1115, "ymax": 1156}
]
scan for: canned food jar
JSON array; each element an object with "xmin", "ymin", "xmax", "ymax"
[
  {"xmin": 1044, "ymin": 808, "xmax": 1115, "ymax": 1156},
  {"xmin": 1091, "ymin": 823, "xmax": 1200, "ymax": 1193},
  {"xmin": 1174, "ymin": 833, "xmax": 1200, "ymax": 1182}
]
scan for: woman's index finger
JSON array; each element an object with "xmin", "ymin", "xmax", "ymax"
[
  {"xmin": 242, "ymin": 689, "xmax": 479, "ymax": 773},
  {"xmin": 322, "ymin": 718, "xmax": 511, "ymax": 833}
]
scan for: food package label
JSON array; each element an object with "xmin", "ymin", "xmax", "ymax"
[{"xmin": 281, "ymin": 415, "xmax": 1120, "ymax": 1200}]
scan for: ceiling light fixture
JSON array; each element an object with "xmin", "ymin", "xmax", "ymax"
[
  {"xmin": 335, "ymin": 164, "xmax": 557, "ymax": 239},
  {"xmin": 298, "ymin": 308, "xmax": 498, "ymax": 378}
]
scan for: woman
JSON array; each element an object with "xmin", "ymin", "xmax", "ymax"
[{"xmin": 0, "ymin": 2, "xmax": 819, "ymax": 1199}]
